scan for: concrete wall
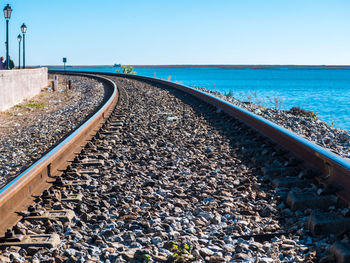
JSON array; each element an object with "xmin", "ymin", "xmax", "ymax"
[{"xmin": 0, "ymin": 68, "xmax": 48, "ymax": 111}]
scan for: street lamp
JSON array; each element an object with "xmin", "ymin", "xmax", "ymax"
[
  {"xmin": 21, "ymin": 23, "xmax": 27, "ymax": 69},
  {"xmin": 17, "ymin": 34, "xmax": 22, "ymax": 69},
  {"xmin": 3, "ymin": 4, "xmax": 12, "ymax": 69}
]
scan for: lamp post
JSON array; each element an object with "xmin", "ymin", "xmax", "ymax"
[
  {"xmin": 21, "ymin": 23, "xmax": 27, "ymax": 69},
  {"xmin": 17, "ymin": 34, "xmax": 22, "ymax": 69},
  {"xmin": 63, "ymin": 57, "xmax": 67, "ymax": 71},
  {"xmin": 3, "ymin": 4, "xmax": 12, "ymax": 69}
]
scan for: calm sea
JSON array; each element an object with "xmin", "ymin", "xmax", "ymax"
[{"xmin": 64, "ymin": 66, "xmax": 350, "ymax": 131}]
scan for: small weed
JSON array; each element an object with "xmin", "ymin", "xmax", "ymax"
[
  {"xmin": 331, "ymin": 119, "xmax": 337, "ymax": 128},
  {"xmin": 14, "ymin": 104, "xmax": 26, "ymax": 109},
  {"xmin": 116, "ymin": 65, "xmax": 137, "ymax": 75},
  {"xmin": 169, "ymin": 242, "xmax": 197, "ymax": 263},
  {"xmin": 309, "ymin": 111, "xmax": 318, "ymax": 120},
  {"xmin": 288, "ymin": 107, "xmax": 319, "ymax": 120},
  {"xmin": 13, "ymin": 102, "xmax": 47, "ymax": 110},
  {"xmin": 142, "ymin": 253, "xmax": 152, "ymax": 263},
  {"xmin": 246, "ymin": 92, "xmax": 253, "ymax": 104},
  {"xmin": 26, "ymin": 102, "xmax": 47, "ymax": 109},
  {"xmin": 252, "ymin": 91, "xmax": 266, "ymax": 107},
  {"xmin": 266, "ymin": 96, "xmax": 284, "ymax": 110},
  {"xmin": 39, "ymin": 92, "xmax": 51, "ymax": 97},
  {"xmin": 225, "ymin": 90, "xmax": 233, "ymax": 97}
]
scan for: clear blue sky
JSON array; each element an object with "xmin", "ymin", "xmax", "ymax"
[{"xmin": 0, "ymin": 0, "xmax": 349, "ymax": 66}]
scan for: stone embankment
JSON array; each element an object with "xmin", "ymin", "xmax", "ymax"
[
  {"xmin": 194, "ymin": 87, "xmax": 350, "ymax": 160},
  {"xmin": 0, "ymin": 74, "xmax": 105, "ymax": 189},
  {"xmin": 0, "ymin": 77, "xmax": 335, "ymax": 262}
]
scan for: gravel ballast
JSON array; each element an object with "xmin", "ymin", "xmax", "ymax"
[
  {"xmin": 194, "ymin": 87, "xmax": 350, "ymax": 159},
  {"xmin": 194, "ymin": 87, "xmax": 350, "ymax": 160},
  {"xmin": 0, "ymin": 74, "xmax": 105, "ymax": 189},
  {"xmin": 1, "ymin": 77, "xmax": 341, "ymax": 262}
]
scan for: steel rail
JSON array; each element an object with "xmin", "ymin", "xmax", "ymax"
[
  {"xmin": 0, "ymin": 73, "xmax": 119, "ymax": 235},
  {"xmin": 69, "ymin": 70, "xmax": 350, "ymax": 205}
]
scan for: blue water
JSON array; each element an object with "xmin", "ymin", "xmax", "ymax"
[{"xmin": 61, "ymin": 66, "xmax": 350, "ymax": 131}]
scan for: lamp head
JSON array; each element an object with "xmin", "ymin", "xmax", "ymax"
[
  {"xmin": 21, "ymin": 23, "xmax": 27, "ymax": 34},
  {"xmin": 3, "ymin": 4, "xmax": 12, "ymax": 19}
]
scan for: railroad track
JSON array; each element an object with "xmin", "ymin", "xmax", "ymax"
[{"xmin": 0, "ymin": 71, "xmax": 349, "ymax": 262}]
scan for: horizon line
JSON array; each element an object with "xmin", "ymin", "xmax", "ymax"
[{"xmin": 44, "ymin": 64, "xmax": 350, "ymax": 68}]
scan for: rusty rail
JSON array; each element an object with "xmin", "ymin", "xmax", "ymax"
[
  {"xmin": 68, "ymin": 70, "xmax": 350, "ymax": 205},
  {"xmin": 1, "ymin": 68, "xmax": 349, "ymax": 237},
  {"xmin": 0, "ymin": 73, "xmax": 119, "ymax": 235}
]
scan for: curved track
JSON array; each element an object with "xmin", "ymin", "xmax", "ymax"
[
  {"xmin": 77, "ymin": 71, "xmax": 350, "ymax": 204},
  {"xmin": 0, "ymin": 73, "xmax": 119, "ymax": 234},
  {"xmin": 0, "ymin": 70, "xmax": 349, "ymax": 261}
]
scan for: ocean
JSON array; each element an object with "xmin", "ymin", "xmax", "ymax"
[{"xmin": 62, "ymin": 66, "xmax": 350, "ymax": 131}]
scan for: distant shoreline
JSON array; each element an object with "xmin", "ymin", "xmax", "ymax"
[{"xmin": 47, "ymin": 64, "xmax": 350, "ymax": 69}]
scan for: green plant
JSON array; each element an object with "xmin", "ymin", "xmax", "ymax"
[
  {"xmin": 288, "ymin": 107, "xmax": 318, "ymax": 120},
  {"xmin": 252, "ymin": 91, "xmax": 266, "ymax": 107},
  {"xmin": 266, "ymin": 96, "xmax": 284, "ymax": 110},
  {"xmin": 26, "ymin": 102, "xmax": 47, "ymax": 109},
  {"xmin": 14, "ymin": 104, "xmax": 25, "ymax": 109},
  {"xmin": 116, "ymin": 65, "xmax": 137, "ymax": 75},
  {"xmin": 246, "ymin": 92, "xmax": 253, "ymax": 104},
  {"xmin": 225, "ymin": 90, "xmax": 233, "ymax": 97},
  {"xmin": 309, "ymin": 111, "xmax": 318, "ymax": 120},
  {"xmin": 143, "ymin": 253, "xmax": 152, "ymax": 263},
  {"xmin": 39, "ymin": 92, "xmax": 51, "ymax": 97},
  {"xmin": 14, "ymin": 102, "xmax": 47, "ymax": 110},
  {"xmin": 169, "ymin": 242, "xmax": 196, "ymax": 263},
  {"xmin": 331, "ymin": 119, "xmax": 337, "ymax": 128}
]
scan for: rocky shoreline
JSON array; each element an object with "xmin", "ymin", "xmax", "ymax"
[
  {"xmin": 194, "ymin": 87, "xmax": 350, "ymax": 160},
  {"xmin": 0, "ymin": 74, "xmax": 105, "ymax": 189}
]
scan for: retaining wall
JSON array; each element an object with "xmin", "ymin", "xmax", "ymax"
[{"xmin": 0, "ymin": 68, "xmax": 48, "ymax": 111}]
